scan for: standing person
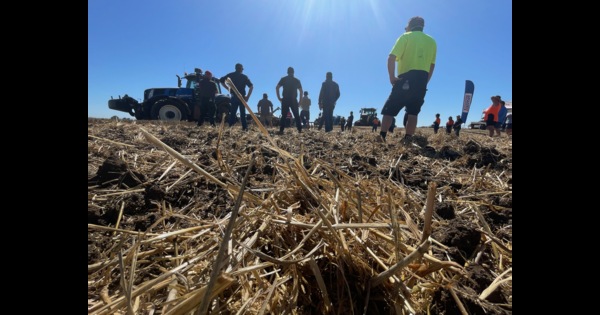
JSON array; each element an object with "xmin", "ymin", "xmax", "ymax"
[
  {"xmin": 484, "ymin": 95, "xmax": 501, "ymax": 137},
  {"xmin": 378, "ymin": 16, "xmax": 437, "ymax": 143},
  {"xmin": 445, "ymin": 116, "xmax": 454, "ymax": 134},
  {"xmin": 346, "ymin": 111, "xmax": 354, "ymax": 131},
  {"xmin": 496, "ymin": 100, "xmax": 508, "ymax": 136},
  {"xmin": 299, "ymin": 91, "xmax": 311, "ymax": 130},
  {"xmin": 433, "ymin": 113, "xmax": 441, "ymax": 134},
  {"xmin": 257, "ymin": 93, "xmax": 274, "ymax": 127},
  {"xmin": 372, "ymin": 117, "xmax": 380, "ymax": 132},
  {"xmin": 276, "ymin": 67, "xmax": 303, "ymax": 134},
  {"xmin": 505, "ymin": 112, "xmax": 512, "ymax": 135},
  {"xmin": 220, "ymin": 63, "xmax": 254, "ymax": 131},
  {"xmin": 453, "ymin": 115, "xmax": 463, "ymax": 136},
  {"xmin": 318, "ymin": 72, "xmax": 341, "ymax": 132},
  {"xmin": 340, "ymin": 116, "xmax": 346, "ymax": 131},
  {"xmin": 197, "ymin": 71, "xmax": 218, "ymax": 126}
]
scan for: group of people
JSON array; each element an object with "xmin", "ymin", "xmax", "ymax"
[
  {"xmin": 195, "ymin": 64, "xmax": 342, "ymax": 135},
  {"xmin": 483, "ymin": 95, "xmax": 511, "ymax": 137},
  {"xmin": 432, "ymin": 113, "xmax": 463, "ymax": 136},
  {"xmin": 195, "ymin": 16, "xmax": 510, "ymax": 144}
]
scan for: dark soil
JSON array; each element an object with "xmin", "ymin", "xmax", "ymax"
[{"xmin": 88, "ymin": 118, "xmax": 512, "ymax": 314}]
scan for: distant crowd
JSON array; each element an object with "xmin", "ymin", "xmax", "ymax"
[{"xmin": 190, "ymin": 16, "xmax": 510, "ymax": 144}]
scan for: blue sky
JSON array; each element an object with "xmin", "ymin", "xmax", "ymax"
[{"xmin": 89, "ymin": 0, "xmax": 511, "ymax": 126}]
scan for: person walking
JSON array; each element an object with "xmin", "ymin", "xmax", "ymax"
[
  {"xmin": 445, "ymin": 116, "xmax": 454, "ymax": 134},
  {"xmin": 346, "ymin": 111, "xmax": 354, "ymax": 131},
  {"xmin": 340, "ymin": 116, "xmax": 346, "ymax": 131},
  {"xmin": 484, "ymin": 95, "xmax": 501, "ymax": 137},
  {"xmin": 219, "ymin": 63, "xmax": 254, "ymax": 131},
  {"xmin": 318, "ymin": 72, "xmax": 341, "ymax": 132},
  {"xmin": 257, "ymin": 93, "xmax": 274, "ymax": 128},
  {"xmin": 433, "ymin": 113, "xmax": 441, "ymax": 134},
  {"xmin": 453, "ymin": 115, "xmax": 463, "ymax": 136},
  {"xmin": 377, "ymin": 16, "xmax": 437, "ymax": 143},
  {"xmin": 299, "ymin": 91, "xmax": 311, "ymax": 130},
  {"xmin": 276, "ymin": 67, "xmax": 303, "ymax": 134},
  {"xmin": 197, "ymin": 70, "xmax": 218, "ymax": 126}
]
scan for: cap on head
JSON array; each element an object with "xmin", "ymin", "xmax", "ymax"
[
  {"xmin": 287, "ymin": 67, "xmax": 294, "ymax": 74},
  {"xmin": 235, "ymin": 63, "xmax": 243, "ymax": 71},
  {"xmin": 204, "ymin": 70, "xmax": 212, "ymax": 77},
  {"xmin": 407, "ymin": 16, "xmax": 425, "ymax": 31}
]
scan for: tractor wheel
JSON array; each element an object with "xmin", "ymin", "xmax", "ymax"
[
  {"xmin": 150, "ymin": 99, "xmax": 188, "ymax": 121},
  {"xmin": 216, "ymin": 102, "xmax": 230, "ymax": 125}
]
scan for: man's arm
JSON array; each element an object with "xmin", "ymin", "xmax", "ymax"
[
  {"xmin": 298, "ymin": 86, "xmax": 303, "ymax": 104},
  {"xmin": 219, "ymin": 76, "xmax": 229, "ymax": 92},
  {"xmin": 428, "ymin": 63, "xmax": 435, "ymax": 83},
  {"xmin": 387, "ymin": 54, "xmax": 397, "ymax": 85},
  {"xmin": 318, "ymin": 84, "xmax": 324, "ymax": 110},
  {"xmin": 246, "ymin": 85, "xmax": 253, "ymax": 101},
  {"xmin": 276, "ymin": 84, "xmax": 282, "ymax": 101}
]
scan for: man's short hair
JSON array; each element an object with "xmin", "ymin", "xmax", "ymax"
[{"xmin": 407, "ymin": 16, "xmax": 425, "ymax": 31}]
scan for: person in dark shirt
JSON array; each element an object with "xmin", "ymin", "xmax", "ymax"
[
  {"xmin": 257, "ymin": 93, "xmax": 274, "ymax": 127},
  {"xmin": 197, "ymin": 71, "xmax": 218, "ymax": 126},
  {"xmin": 275, "ymin": 67, "xmax": 303, "ymax": 134},
  {"xmin": 453, "ymin": 115, "xmax": 463, "ymax": 136},
  {"xmin": 219, "ymin": 63, "xmax": 253, "ymax": 131},
  {"xmin": 318, "ymin": 72, "xmax": 341, "ymax": 132},
  {"xmin": 346, "ymin": 111, "xmax": 354, "ymax": 131}
]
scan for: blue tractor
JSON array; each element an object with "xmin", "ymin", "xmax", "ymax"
[{"xmin": 108, "ymin": 68, "xmax": 231, "ymax": 122}]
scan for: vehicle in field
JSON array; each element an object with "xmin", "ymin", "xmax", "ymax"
[
  {"xmin": 353, "ymin": 107, "xmax": 378, "ymax": 126},
  {"xmin": 108, "ymin": 68, "xmax": 231, "ymax": 122}
]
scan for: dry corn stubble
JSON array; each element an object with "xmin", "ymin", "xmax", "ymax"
[{"xmin": 88, "ymin": 117, "xmax": 512, "ymax": 314}]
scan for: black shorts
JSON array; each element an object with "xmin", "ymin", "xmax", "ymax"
[
  {"xmin": 485, "ymin": 114, "xmax": 496, "ymax": 127},
  {"xmin": 381, "ymin": 70, "xmax": 428, "ymax": 117}
]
